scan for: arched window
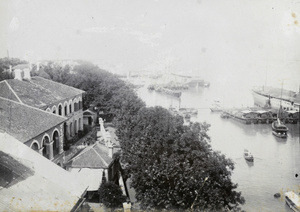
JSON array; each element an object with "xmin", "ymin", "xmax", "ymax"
[
  {"xmin": 31, "ymin": 142, "xmax": 39, "ymax": 151},
  {"xmin": 53, "ymin": 130, "xmax": 60, "ymax": 156},
  {"xmin": 42, "ymin": 135, "xmax": 50, "ymax": 159},
  {"xmin": 58, "ymin": 105, "xmax": 62, "ymax": 116},
  {"xmin": 69, "ymin": 104, "xmax": 72, "ymax": 113},
  {"xmin": 52, "ymin": 106, "xmax": 57, "ymax": 114},
  {"xmin": 64, "ymin": 103, "xmax": 68, "ymax": 116}
]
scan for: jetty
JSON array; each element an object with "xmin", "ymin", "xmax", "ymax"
[{"xmin": 220, "ymin": 107, "xmax": 299, "ymax": 124}]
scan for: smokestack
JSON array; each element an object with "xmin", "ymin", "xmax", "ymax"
[
  {"xmin": 23, "ymin": 68, "xmax": 31, "ymax": 80},
  {"xmin": 14, "ymin": 69, "xmax": 22, "ymax": 81}
]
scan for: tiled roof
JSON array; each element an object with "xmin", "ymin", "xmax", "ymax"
[
  {"xmin": 66, "ymin": 143, "xmax": 113, "ymax": 169},
  {"xmin": 0, "ymin": 97, "xmax": 66, "ymax": 143},
  {"xmin": 0, "ymin": 133, "xmax": 88, "ymax": 212},
  {"xmin": 0, "ymin": 81, "xmax": 21, "ymax": 103},
  {"xmin": 2, "ymin": 76, "xmax": 84, "ymax": 109}
]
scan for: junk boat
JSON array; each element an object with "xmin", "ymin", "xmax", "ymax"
[
  {"xmin": 272, "ymin": 118, "xmax": 288, "ymax": 138},
  {"xmin": 285, "ymin": 191, "xmax": 300, "ymax": 211},
  {"xmin": 244, "ymin": 149, "xmax": 254, "ymax": 162}
]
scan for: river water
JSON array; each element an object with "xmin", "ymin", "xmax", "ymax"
[{"xmin": 136, "ymin": 80, "xmax": 300, "ymax": 212}]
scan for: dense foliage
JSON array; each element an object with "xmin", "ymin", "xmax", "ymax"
[
  {"xmin": 98, "ymin": 182, "xmax": 127, "ymax": 209},
  {"xmin": 116, "ymin": 106, "xmax": 245, "ymax": 211},
  {"xmin": 0, "ymin": 57, "xmax": 28, "ymax": 81},
  {"xmin": 33, "ymin": 61, "xmax": 145, "ymax": 119}
]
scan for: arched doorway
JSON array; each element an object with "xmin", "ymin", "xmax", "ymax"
[
  {"xmin": 70, "ymin": 122, "xmax": 73, "ymax": 137},
  {"xmin": 74, "ymin": 120, "xmax": 77, "ymax": 135},
  {"xmin": 78, "ymin": 118, "xmax": 81, "ymax": 131},
  {"xmin": 53, "ymin": 130, "xmax": 59, "ymax": 156},
  {"xmin": 42, "ymin": 135, "xmax": 50, "ymax": 159}
]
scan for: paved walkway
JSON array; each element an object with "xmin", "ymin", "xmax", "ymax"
[{"xmin": 64, "ymin": 128, "xmax": 98, "ymax": 162}]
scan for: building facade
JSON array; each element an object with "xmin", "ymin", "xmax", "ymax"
[{"xmin": 0, "ymin": 64, "xmax": 85, "ymax": 165}]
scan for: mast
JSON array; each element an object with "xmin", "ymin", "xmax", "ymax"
[{"xmin": 278, "ymin": 80, "xmax": 283, "ymax": 120}]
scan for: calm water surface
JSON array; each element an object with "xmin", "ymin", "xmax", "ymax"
[{"xmin": 137, "ymin": 82, "xmax": 300, "ymax": 212}]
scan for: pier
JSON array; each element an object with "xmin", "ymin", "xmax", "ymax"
[{"xmin": 220, "ymin": 107, "xmax": 299, "ymax": 124}]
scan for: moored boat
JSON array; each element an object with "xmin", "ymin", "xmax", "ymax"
[
  {"xmin": 285, "ymin": 191, "xmax": 300, "ymax": 211},
  {"xmin": 272, "ymin": 118, "xmax": 288, "ymax": 138},
  {"xmin": 244, "ymin": 149, "xmax": 254, "ymax": 162},
  {"xmin": 179, "ymin": 107, "xmax": 198, "ymax": 115},
  {"xmin": 210, "ymin": 100, "xmax": 222, "ymax": 112},
  {"xmin": 252, "ymin": 86, "xmax": 300, "ymax": 111}
]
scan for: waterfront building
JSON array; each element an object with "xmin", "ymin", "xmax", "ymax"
[
  {"xmin": 0, "ymin": 64, "xmax": 85, "ymax": 165},
  {"xmin": 83, "ymin": 108, "xmax": 98, "ymax": 127}
]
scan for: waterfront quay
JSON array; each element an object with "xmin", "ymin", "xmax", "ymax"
[{"xmin": 220, "ymin": 107, "xmax": 299, "ymax": 125}]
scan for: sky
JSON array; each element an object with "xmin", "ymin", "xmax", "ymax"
[{"xmin": 1, "ymin": 0, "xmax": 300, "ymax": 89}]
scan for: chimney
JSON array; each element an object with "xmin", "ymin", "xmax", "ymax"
[
  {"xmin": 9, "ymin": 65, "xmax": 12, "ymax": 73},
  {"xmin": 23, "ymin": 68, "xmax": 31, "ymax": 80},
  {"xmin": 108, "ymin": 143, "xmax": 113, "ymax": 158},
  {"xmin": 14, "ymin": 69, "xmax": 22, "ymax": 81},
  {"xmin": 37, "ymin": 62, "xmax": 40, "ymax": 71}
]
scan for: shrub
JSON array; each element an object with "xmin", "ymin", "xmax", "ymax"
[{"xmin": 98, "ymin": 182, "xmax": 127, "ymax": 209}]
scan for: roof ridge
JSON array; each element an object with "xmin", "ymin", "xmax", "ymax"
[
  {"xmin": 69, "ymin": 144, "xmax": 95, "ymax": 162},
  {"xmin": 32, "ymin": 76, "xmax": 85, "ymax": 94},
  {"xmin": 0, "ymin": 96, "xmax": 67, "ymax": 121},
  {"xmin": 93, "ymin": 144, "xmax": 109, "ymax": 167},
  {"xmin": 2, "ymin": 80, "xmax": 24, "ymax": 104}
]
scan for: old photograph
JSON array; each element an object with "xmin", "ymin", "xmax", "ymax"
[{"xmin": 1, "ymin": 0, "xmax": 300, "ymax": 211}]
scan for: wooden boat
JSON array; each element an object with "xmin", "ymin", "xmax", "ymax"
[
  {"xmin": 285, "ymin": 191, "xmax": 300, "ymax": 211},
  {"xmin": 272, "ymin": 118, "xmax": 288, "ymax": 138},
  {"xmin": 210, "ymin": 100, "xmax": 222, "ymax": 112},
  {"xmin": 244, "ymin": 149, "xmax": 254, "ymax": 162}
]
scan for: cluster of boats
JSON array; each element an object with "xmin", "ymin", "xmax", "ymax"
[
  {"xmin": 148, "ymin": 85, "xmax": 182, "ymax": 97},
  {"xmin": 169, "ymin": 106, "xmax": 198, "ymax": 119}
]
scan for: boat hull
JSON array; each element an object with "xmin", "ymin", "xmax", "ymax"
[
  {"xmin": 252, "ymin": 87, "xmax": 299, "ymax": 111},
  {"xmin": 210, "ymin": 107, "xmax": 222, "ymax": 112},
  {"xmin": 272, "ymin": 121, "xmax": 288, "ymax": 138},
  {"xmin": 244, "ymin": 157, "xmax": 254, "ymax": 162},
  {"xmin": 272, "ymin": 131, "xmax": 287, "ymax": 139}
]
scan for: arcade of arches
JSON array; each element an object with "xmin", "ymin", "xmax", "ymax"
[{"xmin": 31, "ymin": 129, "xmax": 64, "ymax": 161}]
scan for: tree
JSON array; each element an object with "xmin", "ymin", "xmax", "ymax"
[
  {"xmin": 0, "ymin": 57, "xmax": 28, "ymax": 81},
  {"xmin": 98, "ymin": 182, "xmax": 127, "ymax": 210},
  {"xmin": 117, "ymin": 106, "xmax": 245, "ymax": 211}
]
